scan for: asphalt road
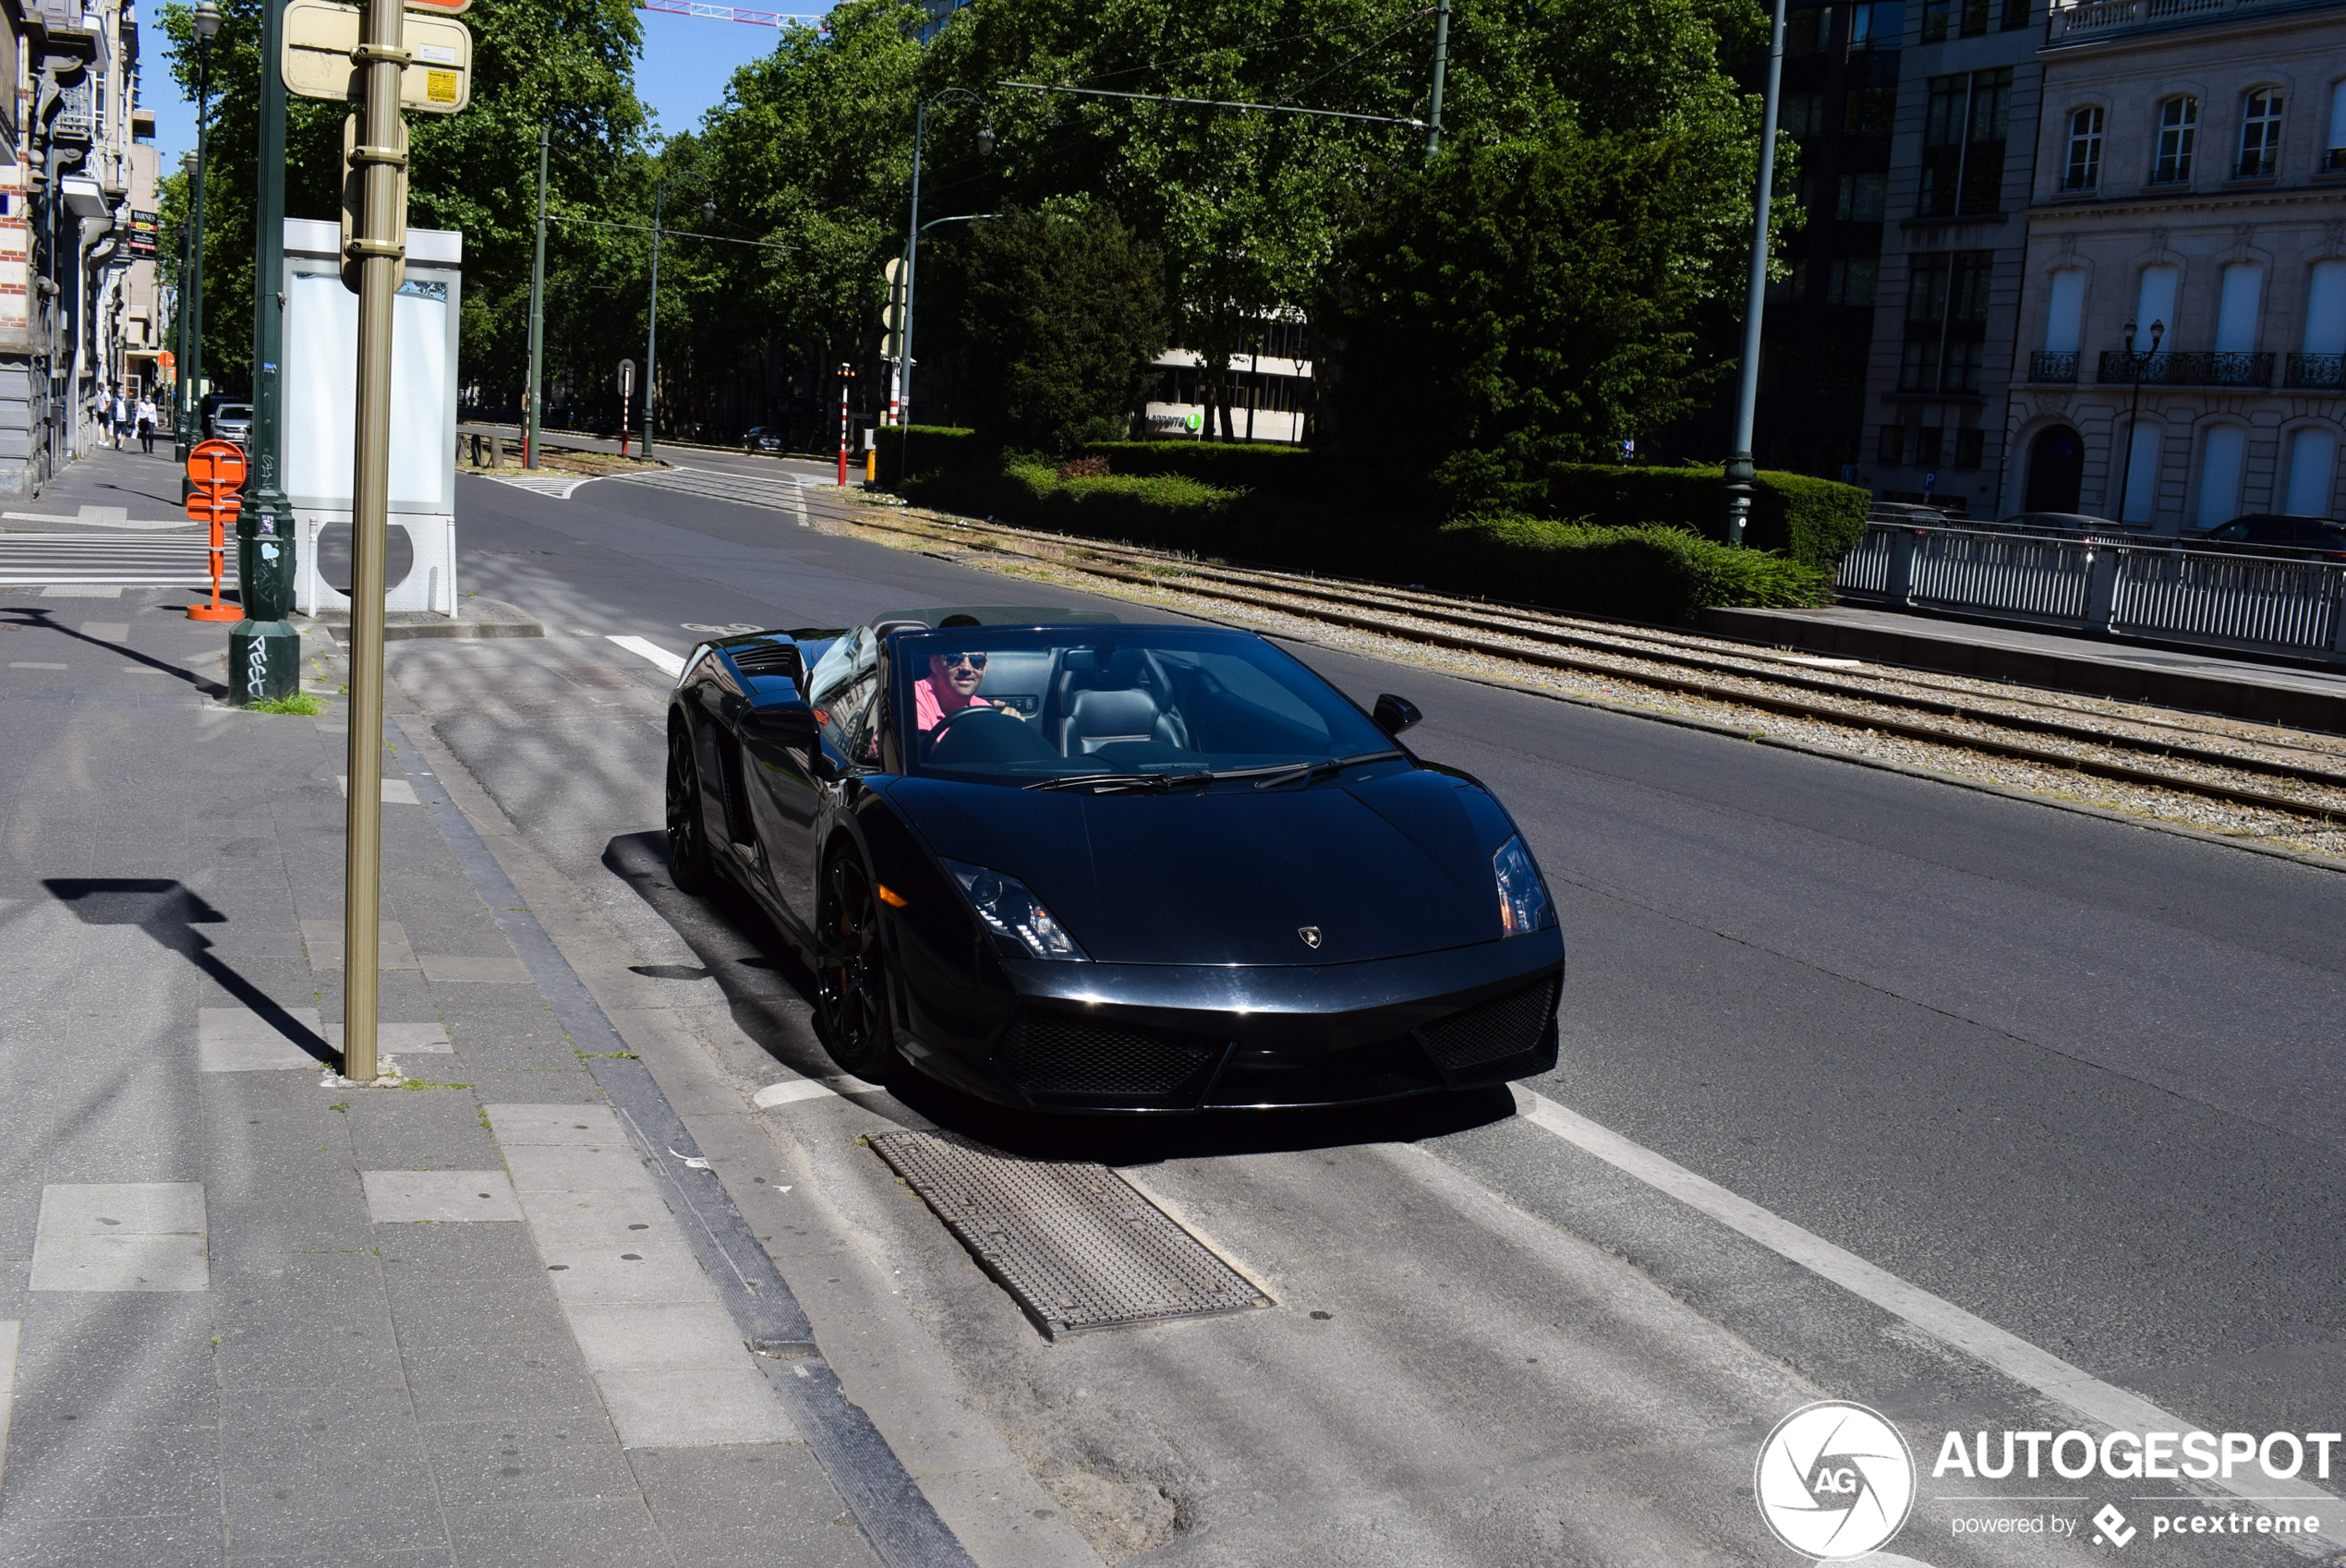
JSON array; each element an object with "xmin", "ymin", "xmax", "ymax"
[{"xmin": 386, "ymin": 466, "xmax": 2346, "ymax": 1568}]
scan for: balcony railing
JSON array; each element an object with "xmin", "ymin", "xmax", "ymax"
[
  {"xmin": 2048, "ymin": 0, "xmax": 2299, "ymax": 42},
  {"xmin": 2094, "ymin": 349, "xmax": 2274, "ymax": 387},
  {"xmin": 2029, "ymin": 350, "xmax": 2079, "ymax": 382},
  {"xmin": 2287, "ymin": 353, "xmax": 2345, "ymax": 389}
]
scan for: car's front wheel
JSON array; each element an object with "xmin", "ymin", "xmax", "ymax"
[
  {"xmin": 815, "ymin": 852, "xmax": 901, "ymax": 1079},
  {"xmin": 665, "ymin": 724, "xmax": 715, "ymax": 896}
]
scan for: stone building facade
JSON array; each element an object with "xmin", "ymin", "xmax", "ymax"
[
  {"xmin": 2001, "ymin": 0, "xmax": 2346, "ymax": 531},
  {"xmin": 0, "ymin": 0, "xmax": 155, "ymax": 498}
]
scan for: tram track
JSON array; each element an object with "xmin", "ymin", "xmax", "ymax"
[{"xmin": 816, "ymin": 502, "xmax": 2346, "ymax": 828}]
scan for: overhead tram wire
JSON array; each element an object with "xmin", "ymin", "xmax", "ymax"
[
  {"xmin": 1055, "ymin": 6, "xmax": 1434, "ymax": 90},
  {"xmin": 997, "ymin": 81, "xmax": 1425, "ymax": 129}
]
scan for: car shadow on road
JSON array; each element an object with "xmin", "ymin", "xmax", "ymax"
[{"xmin": 603, "ymin": 829, "xmax": 1519, "ymax": 1164}]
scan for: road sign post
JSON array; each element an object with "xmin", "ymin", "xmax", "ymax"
[
  {"xmin": 618, "ymin": 358, "xmax": 635, "ymax": 460},
  {"xmin": 185, "ymin": 439, "xmax": 247, "ymax": 623},
  {"xmin": 837, "ymin": 363, "xmax": 851, "ymax": 487}
]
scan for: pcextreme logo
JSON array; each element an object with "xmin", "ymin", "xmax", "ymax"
[{"xmin": 1754, "ymin": 1401, "xmax": 1917, "ymax": 1561}]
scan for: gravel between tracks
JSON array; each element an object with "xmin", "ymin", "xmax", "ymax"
[{"xmin": 823, "ymin": 507, "xmax": 2346, "ymax": 863}]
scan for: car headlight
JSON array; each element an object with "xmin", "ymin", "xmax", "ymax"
[
  {"xmin": 943, "ymin": 860, "xmax": 1087, "ymax": 960},
  {"xmin": 1493, "ymin": 836, "xmax": 1553, "ymax": 937}
]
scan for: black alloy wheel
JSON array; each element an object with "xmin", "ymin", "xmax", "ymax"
[
  {"xmin": 815, "ymin": 853, "xmax": 900, "ymax": 1078},
  {"xmin": 665, "ymin": 724, "xmax": 715, "ymax": 896}
]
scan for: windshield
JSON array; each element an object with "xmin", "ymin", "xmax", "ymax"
[{"xmin": 892, "ymin": 625, "xmax": 1399, "ymax": 789}]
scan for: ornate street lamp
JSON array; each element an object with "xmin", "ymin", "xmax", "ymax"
[{"xmin": 2113, "ymin": 316, "xmax": 2164, "ymax": 525}]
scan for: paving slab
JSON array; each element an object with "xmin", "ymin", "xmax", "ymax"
[
  {"xmin": 28, "ymin": 1182, "xmax": 209, "ymax": 1292},
  {"xmin": 360, "ymin": 1171, "xmax": 524, "ymax": 1224}
]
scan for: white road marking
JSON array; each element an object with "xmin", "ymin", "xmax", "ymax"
[
  {"xmin": 1511, "ymin": 1088, "xmax": 2346, "ymax": 1549},
  {"xmin": 0, "ymin": 1320, "xmax": 15, "ymax": 1491},
  {"xmin": 607, "ymin": 634, "xmax": 684, "ymax": 679},
  {"xmin": 791, "ymin": 476, "xmax": 810, "ymax": 528},
  {"xmin": 485, "ymin": 472, "xmax": 599, "ymax": 501}
]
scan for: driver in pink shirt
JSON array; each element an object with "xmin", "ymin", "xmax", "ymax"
[{"xmin": 915, "ymin": 651, "xmax": 1017, "ymax": 731}]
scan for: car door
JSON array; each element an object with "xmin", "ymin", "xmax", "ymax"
[{"xmin": 756, "ymin": 633, "xmax": 877, "ymax": 927}]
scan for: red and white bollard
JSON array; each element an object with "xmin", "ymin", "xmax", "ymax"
[{"xmin": 837, "ymin": 363, "xmax": 851, "ymax": 487}]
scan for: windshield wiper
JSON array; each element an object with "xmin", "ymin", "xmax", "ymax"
[
  {"xmin": 1023, "ymin": 771, "xmax": 1179, "ymax": 794},
  {"xmin": 1223, "ymin": 750, "xmax": 1407, "ymax": 790}
]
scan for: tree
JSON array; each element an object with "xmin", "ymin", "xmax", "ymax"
[
  {"xmin": 1318, "ymin": 127, "xmax": 1752, "ymax": 502},
  {"xmin": 957, "ymin": 206, "xmax": 1167, "ymax": 452}
]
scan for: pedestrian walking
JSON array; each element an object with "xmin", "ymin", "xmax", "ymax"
[
  {"xmin": 112, "ymin": 388, "xmax": 132, "ymax": 447},
  {"xmin": 136, "ymin": 395, "xmax": 157, "ymax": 453}
]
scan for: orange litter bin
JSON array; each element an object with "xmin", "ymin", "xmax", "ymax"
[{"xmin": 186, "ymin": 438, "xmax": 248, "ymax": 622}]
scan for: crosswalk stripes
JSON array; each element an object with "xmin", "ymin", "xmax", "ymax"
[
  {"xmin": 610, "ymin": 466, "xmax": 825, "ymax": 522},
  {"xmin": 0, "ymin": 534, "xmax": 221, "ymax": 587}
]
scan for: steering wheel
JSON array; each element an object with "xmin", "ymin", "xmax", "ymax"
[{"xmin": 925, "ymin": 703, "xmax": 1017, "ymax": 758}]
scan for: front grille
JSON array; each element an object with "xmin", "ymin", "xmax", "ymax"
[
  {"xmin": 998, "ymin": 1015, "xmax": 1221, "ymax": 1100},
  {"xmin": 1419, "ymin": 979, "xmax": 1559, "ymax": 1074}
]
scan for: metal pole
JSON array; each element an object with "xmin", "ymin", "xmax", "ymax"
[
  {"xmin": 341, "ymin": 0, "xmax": 407, "ymax": 1084},
  {"xmin": 898, "ymin": 100, "xmax": 926, "ymax": 484},
  {"xmin": 1424, "ymin": 0, "xmax": 1450, "ymax": 157},
  {"xmin": 1722, "ymin": 0, "xmax": 1787, "ymax": 548},
  {"xmin": 644, "ymin": 183, "xmax": 661, "ymax": 463},
  {"xmin": 836, "ymin": 362, "xmax": 849, "ymax": 485},
  {"xmin": 175, "ymin": 37, "xmax": 212, "ymax": 463},
  {"xmin": 525, "ymin": 124, "xmax": 548, "ymax": 469},
  {"xmin": 234, "ymin": 0, "xmax": 299, "ymax": 704},
  {"xmin": 2114, "ymin": 318, "xmax": 2159, "ymax": 525}
]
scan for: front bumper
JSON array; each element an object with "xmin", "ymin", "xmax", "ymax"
[{"xmin": 894, "ymin": 929, "xmax": 1565, "ymax": 1113}]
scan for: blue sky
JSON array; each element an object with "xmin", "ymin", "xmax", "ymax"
[{"xmin": 146, "ymin": 6, "xmax": 789, "ymax": 169}]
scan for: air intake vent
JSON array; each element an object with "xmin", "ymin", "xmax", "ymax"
[
  {"xmin": 998, "ymin": 1015, "xmax": 1222, "ymax": 1103},
  {"xmin": 728, "ymin": 639, "xmax": 801, "ymax": 682},
  {"xmin": 1417, "ymin": 979, "xmax": 1559, "ymax": 1079}
]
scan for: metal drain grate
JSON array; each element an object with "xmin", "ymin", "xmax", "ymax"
[{"xmin": 869, "ymin": 1131, "xmax": 1272, "ymax": 1339}]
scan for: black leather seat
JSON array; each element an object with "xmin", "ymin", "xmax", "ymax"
[{"xmin": 1060, "ymin": 688, "xmax": 1184, "ymax": 754}]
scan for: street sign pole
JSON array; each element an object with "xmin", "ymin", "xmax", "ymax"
[
  {"xmin": 340, "ymin": 0, "xmax": 409, "ymax": 1085},
  {"xmin": 233, "ymin": 0, "xmax": 300, "ymax": 705},
  {"xmin": 617, "ymin": 358, "xmax": 634, "ymax": 461},
  {"xmin": 837, "ymin": 362, "xmax": 850, "ymax": 487}
]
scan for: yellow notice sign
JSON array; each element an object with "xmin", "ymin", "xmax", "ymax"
[{"xmin": 282, "ymin": 0, "xmax": 473, "ymax": 115}]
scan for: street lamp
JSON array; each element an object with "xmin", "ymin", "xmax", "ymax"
[
  {"xmin": 2113, "ymin": 316, "xmax": 2164, "ymax": 526},
  {"xmin": 175, "ymin": 0, "xmax": 221, "ymax": 462},
  {"xmin": 896, "ymin": 87, "xmax": 991, "ymax": 478},
  {"xmin": 1721, "ymin": 0, "xmax": 1788, "ymax": 548}
]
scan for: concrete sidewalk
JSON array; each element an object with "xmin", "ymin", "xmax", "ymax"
[{"xmin": 0, "ymin": 585, "xmax": 930, "ymax": 1566}]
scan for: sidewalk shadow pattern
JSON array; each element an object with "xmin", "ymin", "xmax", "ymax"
[
  {"xmin": 2, "ymin": 608, "xmax": 230, "ymax": 700},
  {"xmin": 42, "ymin": 878, "xmax": 334, "ymax": 1064}
]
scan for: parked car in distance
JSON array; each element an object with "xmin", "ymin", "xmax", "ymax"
[
  {"xmin": 2187, "ymin": 514, "xmax": 2346, "ymax": 561},
  {"xmin": 743, "ymin": 427, "xmax": 787, "ymax": 454},
  {"xmin": 1989, "ymin": 512, "xmax": 2147, "ymax": 543},
  {"xmin": 209, "ymin": 403, "xmax": 253, "ymax": 446},
  {"xmin": 1868, "ymin": 501, "xmax": 1957, "ymax": 527}
]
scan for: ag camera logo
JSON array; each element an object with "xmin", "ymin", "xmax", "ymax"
[{"xmin": 1755, "ymin": 1401, "xmax": 1917, "ymax": 1560}]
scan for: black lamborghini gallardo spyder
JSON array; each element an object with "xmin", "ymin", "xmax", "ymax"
[{"xmin": 664, "ymin": 606, "xmax": 1564, "ymax": 1112}]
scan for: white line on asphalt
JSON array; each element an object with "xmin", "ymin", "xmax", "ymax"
[
  {"xmin": 0, "ymin": 1319, "xmax": 17, "ymax": 1491},
  {"xmin": 606, "ymin": 634, "xmax": 685, "ymax": 678},
  {"xmin": 1510, "ymin": 1087, "xmax": 2346, "ymax": 1550}
]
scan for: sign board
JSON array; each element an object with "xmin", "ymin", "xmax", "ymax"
[
  {"xmin": 158, "ymin": 349, "xmax": 176, "ymax": 382},
  {"xmin": 283, "ymin": 0, "xmax": 473, "ymax": 115},
  {"xmin": 618, "ymin": 358, "xmax": 635, "ymax": 398},
  {"xmin": 403, "ymin": 0, "xmax": 469, "ymax": 12},
  {"xmin": 126, "ymin": 209, "xmax": 158, "ymax": 258}
]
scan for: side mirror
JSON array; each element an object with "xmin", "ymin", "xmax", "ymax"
[{"xmin": 1372, "ymin": 694, "xmax": 1421, "ymax": 737}]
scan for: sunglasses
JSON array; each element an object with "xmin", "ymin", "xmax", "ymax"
[{"xmin": 938, "ymin": 653, "xmax": 988, "ymax": 670}]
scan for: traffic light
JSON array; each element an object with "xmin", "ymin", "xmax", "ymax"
[{"xmin": 880, "ymin": 257, "xmax": 906, "ymax": 360}]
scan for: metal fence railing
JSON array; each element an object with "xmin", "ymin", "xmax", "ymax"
[{"xmin": 1835, "ymin": 524, "xmax": 2346, "ymax": 661}]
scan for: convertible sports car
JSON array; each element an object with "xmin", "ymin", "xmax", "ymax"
[{"xmin": 665, "ymin": 607, "xmax": 1566, "ymax": 1112}]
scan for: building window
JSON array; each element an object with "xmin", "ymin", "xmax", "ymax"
[
  {"xmin": 1923, "ymin": 0, "xmax": 1994, "ymax": 37},
  {"xmin": 1828, "ymin": 258, "xmax": 1880, "ymax": 307},
  {"xmin": 1953, "ymin": 428, "xmax": 1985, "ymax": 468},
  {"xmin": 1902, "ymin": 249, "xmax": 1997, "ymax": 392},
  {"xmin": 2237, "ymin": 90, "xmax": 2283, "ymax": 178},
  {"xmin": 1921, "ymin": 0, "xmax": 1951, "ymax": 41},
  {"xmin": 1916, "ymin": 428, "xmax": 1945, "ymax": 466},
  {"xmin": 2001, "ymin": 0, "xmax": 2030, "ymax": 29},
  {"xmin": 1918, "ymin": 69, "xmax": 2012, "ymax": 216},
  {"xmin": 2195, "ymin": 425, "xmax": 2245, "ymax": 526},
  {"xmin": 2328, "ymin": 80, "xmax": 2346, "ymax": 172},
  {"xmin": 2285, "ymin": 427, "xmax": 2339, "ymax": 515},
  {"xmin": 1786, "ymin": 3, "xmax": 1832, "ymax": 54},
  {"xmin": 1848, "ymin": 1, "xmax": 1888, "ymax": 48},
  {"xmin": 2063, "ymin": 106, "xmax": 2104, "ymax": 190},
  {"xmin": 2152, "ymin": 96, "xmax": 2198, "ymax": 185},
  {"xmin": 1879, "ymin": 425, "xmax": 1907, "ymax": 464},
  {"xmin": 1837, "ymin": 173, "xmax": 1888, "ymax": 221},
  {"xmin": 1780, "ymin": 90, "xmax": 1825, "ymax": 139}
]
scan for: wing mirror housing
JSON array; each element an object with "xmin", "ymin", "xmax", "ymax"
[{"xmin": 1372, "ymin": 694, "xmax": 1421, "ymax": 737}]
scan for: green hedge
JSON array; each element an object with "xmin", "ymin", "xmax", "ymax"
[
  {"xmin": 1070, "ymin": 440, "xmax": 1324, "ymax": 496},
  {"xmin": 990, "ymin": 461, "xmax": 1245, "ymax": 541},
  {"xmin": 875, "ymin": 425, "xmax": 990, "ymax": 489},
  {"xmin": 1535, "ymin": 464, "xmax": 1869, "ymax": 573},
  {"xmin": 1428, "ymin": 514, "xmax": 1832, "ymax": 621}
]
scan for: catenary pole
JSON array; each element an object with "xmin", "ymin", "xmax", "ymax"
[
  {"xmin": 1424, "ymin": 0, "xmax": 1449, "ymax": 156},
  {"xmin": 340, "ymin": 0, "xmax": 407, "ymax": 1084},
  {"xmin": 643, "ymin": 182, "xmax": 661, "ymax": 463},
  {"xmin": 525, "ymin": 124, "xmax": 548, "ymax": 469},
  {"xmin": 1721, "ymin": 0, "xmax": 1788, "ymax": 548}
]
